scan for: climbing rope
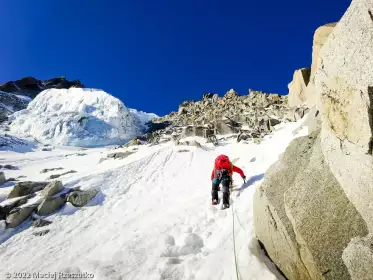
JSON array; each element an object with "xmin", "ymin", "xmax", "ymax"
[{"xmin": 232, "ymin": 202, "xmax": 240, "ymax": 280}]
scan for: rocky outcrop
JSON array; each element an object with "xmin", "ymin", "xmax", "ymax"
[
  {"xmin": 99, "ymin": 151, "xmax": 134, "ymax": 163},
  {"xmin": 40, "ymin": 167, "xmax": 64, "ymax": 174},
  {"xmin": 255, "ymin": 1, "xmax": 373, "ymax": 279},
  {"xmin": 67, "ymin": 190, "xmax": 98, "ymax": 207},
  {"xmin": 0, "ymin": 179, "xmax": 98, "ymax": 233},
  {"xmin": 48, "ymin": 170, "xmax": 76, "ymax": 180},
  {"xmin": 32, "ymin": 219, "xmax": 52, "ymax": 228},
  {"xmin": 33, "ymin": 229, "xmax": 50, "ymax": 236},
  {"xmin": 0, "ymin": 164, "xmax": 18, "ymax": 170},
  {"xmin": 8, "ymin": 181, "xmax": 48, "ymax": 199},
  {"xmin": 288, "ymin": 68, "xmax": 311, "ymax": 107}
]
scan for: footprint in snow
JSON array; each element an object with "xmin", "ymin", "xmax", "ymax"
[{"xmin": 160, "ymin": 233, "xmax": 204, "ymax": 258}]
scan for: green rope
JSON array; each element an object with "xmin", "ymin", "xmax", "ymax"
[{"xmin": 232, "ymin": 203, "xmax": 240, "ymax": 280}]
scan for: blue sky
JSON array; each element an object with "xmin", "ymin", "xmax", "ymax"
[{"xmin": 1, "ymin": 0, "xmax": 350, "ymax": 115}]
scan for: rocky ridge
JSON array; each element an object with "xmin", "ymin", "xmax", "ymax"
[{"xmin": 135, "ymin": 89, "xmax": 308, "ymax": 146}]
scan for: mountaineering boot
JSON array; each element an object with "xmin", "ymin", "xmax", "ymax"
[
  {"xmin": 221, "ymin": 203, "xmax": 230, "ymax": 210},
  {"xmin": 212, "ymin": 199, "xmax": 218, "ymax": 205}
]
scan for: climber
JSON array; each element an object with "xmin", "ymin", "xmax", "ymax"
[{"xmin": 211, "ymin": 154, "xmax": 246, "ymax": 209}]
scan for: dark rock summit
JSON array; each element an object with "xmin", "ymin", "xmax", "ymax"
[{"xmin": 0, "ymin": 76, "xmax": 84, "ymax": 98}]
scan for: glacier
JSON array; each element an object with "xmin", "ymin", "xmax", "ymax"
[{"xmin": 9, "ymin": 88, "xmax": 156, "ymax": 147}]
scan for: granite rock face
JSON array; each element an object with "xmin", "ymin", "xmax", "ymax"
[{"xmin": 254, "ymin": 1, "xmax": 373, "ymax": 279}]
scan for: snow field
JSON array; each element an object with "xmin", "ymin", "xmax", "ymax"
[{"xmin": 0, "ymin": 120, "xmax": 307, "ymax": 280}]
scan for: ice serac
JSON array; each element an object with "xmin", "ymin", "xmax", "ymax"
[{"xmin": 10, "ymin": 88, "xmax": 142, "ymax": 147}]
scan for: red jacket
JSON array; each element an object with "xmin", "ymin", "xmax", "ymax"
[{"xmin": 211, "ymin": 164, "xmax": 245, "ymax": 181}]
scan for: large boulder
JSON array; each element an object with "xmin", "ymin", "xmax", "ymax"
[
  {"xmin": 288, "ymin": 68, "xmax": 311, "ymax": 107},
  {"xmin": 8, "ymin": 181, "xmax": 48, "ymax": 199},
  {"xmin": 37, "ymin": 197, "xmax": 66, "ymax": 216},
  {"xmin": 6, "ymin": 205, "xmax": 37, "ymax": 228},
  {"xmin": 67, "ymin": 190, "xmax": 98, "ymax": 207},
  {"xmin": 41, "ymin": 181, "xmax": 64, "ymax": 197},
  {"xmin": 0, "ymin": 195, "xmax": 30, "ymax": 218},
  {"xmin": 254, "ymin": 132, "xmax": 368, "ymax": 280},
  {"xmin": 305, "ymin": 23, "xmax": 337, "ymax": 107},
  {"xmin": 342, "ymin": 234, "xmax": 373, "ymax": 280}
]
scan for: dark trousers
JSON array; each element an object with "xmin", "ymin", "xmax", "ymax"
[{"xmin": 212, "ymin": 177, "xmax": 231, "ymax": 205}]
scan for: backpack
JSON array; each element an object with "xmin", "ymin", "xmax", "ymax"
[{"xmin": 214, "ymin": 155, "xmax": 232, "ymax": 170}]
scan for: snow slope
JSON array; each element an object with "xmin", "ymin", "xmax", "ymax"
[
  {"xmin": 0, "ymin": 120, "xmax": 307, "ymax": 280},
  {"xmin": 9, "ymin": 88, "xmax": 150, "ymax": 147}
]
